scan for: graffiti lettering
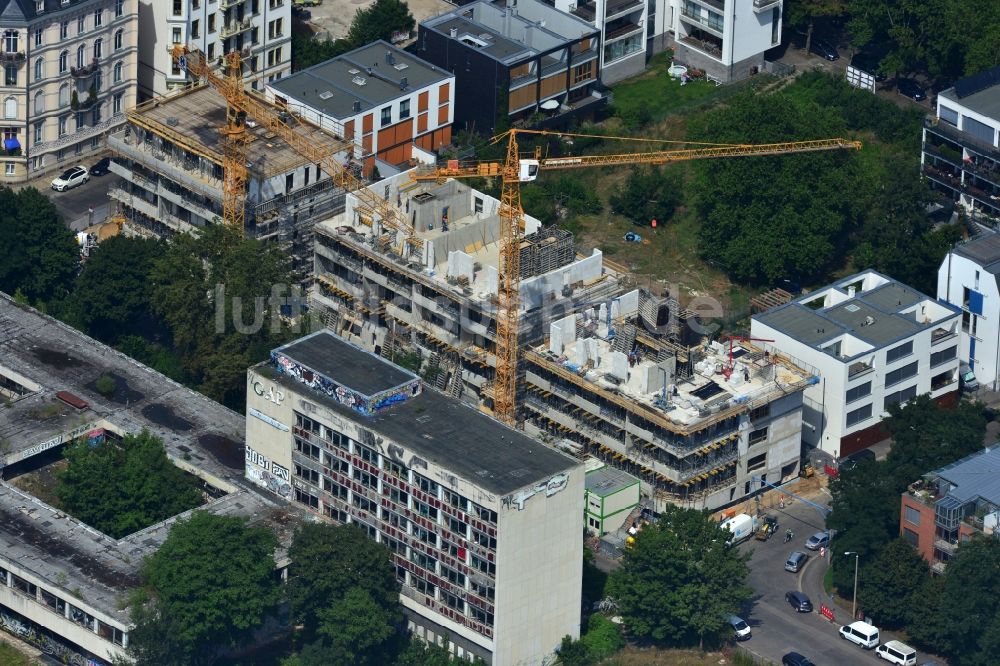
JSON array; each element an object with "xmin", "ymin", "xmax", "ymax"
[
  {"xmin": 251, "ymin": 380, "xmax": 285, "ymax": 405},
  {"xmin": 246, "ymin": 446, "xmax": 269, "ymax": 471}
]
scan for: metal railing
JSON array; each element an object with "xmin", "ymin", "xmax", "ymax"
[{"xmin": 220, "ymin": 17, "xmax": 253, "ymax": 39}]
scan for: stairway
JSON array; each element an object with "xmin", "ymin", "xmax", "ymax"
[{"xmin": 449, "ymin": 366, "xmax": 464, "ymax": 398}]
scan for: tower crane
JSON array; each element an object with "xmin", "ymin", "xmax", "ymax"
[
  {"xmin": 411, "ymin": 129, "xmax": 862, "ymax": 426},
  {"xmin": 170, "ymin": 46, "xmax": 418, "ymax": 251}
]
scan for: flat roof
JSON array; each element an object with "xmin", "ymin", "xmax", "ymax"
[
  {"xmin": 954, "ymin": 232, "xmax": 1000, "ymax": 274},
  {"xmin": 940, "ymin": 66, "xmax": 1000, "ymax": 121},
  {"xmin": 258, "ymin": 336, "xmax": 578, "ymax": 496},
  {"xmin": 269, "ymin": 41, "xmax": 450, "ymax": 120},
  {"xmin": 585, "ymin": 466, "xmax": 639, "ymax": 497},
  {"xmin": 0, "ymin": 295, "xmax": 305, "ymax": 619},
  {"xmin": 823, "ymin": 298, "xmax": 921, "ymax": 347},
  {"xmin": 128, "ymin": 85, "xmax": 350, "ymax": 178},
  {"xmin": 273, "ymin": 330, "xmax": 418, "ymax": 397},
  {"xmin": 933, "ymin": 446, "xmax": 1000, "ymax": 505}
]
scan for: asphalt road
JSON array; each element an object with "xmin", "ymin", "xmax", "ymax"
[
  {"xmin": 44, "ymin": 171, "xmax": 118, "ymax": 231},
  {"xmin": 736, "ymin": 495, "xmax": 886, "ymax": 666}
]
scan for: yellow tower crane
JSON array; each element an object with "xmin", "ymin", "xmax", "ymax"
[
  {"xmin": 171, "ymin": 45, "xmax": 418, "ymax": 250},
  {"xmin": 411, "ymin": 129, "xmax": 862, "ymax": 426}
]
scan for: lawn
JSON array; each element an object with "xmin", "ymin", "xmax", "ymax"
[{"xmin": 0, "ymin": 642, "xmax": 39, "ymax": 666}]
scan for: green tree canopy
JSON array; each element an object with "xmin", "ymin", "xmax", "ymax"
[
  {"xmin": 785, "ymin": 0, "xmax": 847, "ymax": 52},
  {"xmin": 345, "ymin": 0, "xmax": 415, "ymax": 47},
  {"xmin": 286, "ymin": 523, "xmax": 400, "ymax": 639},
  {"xmin": 606, "ymin": 505, "xmax": 752, "ymax": 648},
  {"xmin": 291, "ymin": 32, "xmax": 351, "ymax": 71},
  {"xmin": 314, "ymin": 586, "xmax": 401, "ymax": 666},
  {"xmin": 56, "ymin": 429, "xmax": 204, "ymax": 538},
  {"xmin": 609, "ymin": 165, "xmax": 681, "ymax": 227},
  {"xmin": 856, "ymin": 538, "xmax": 931, "ymax": 629},
  {"xmin": 884, "ymin": 395, "xmax": 987, "ymax": 484},
  {"xmin": 65, "ymin": 235, "xmax": 165, "ymax": 343},
  {"xmin": 132, "ymin": 512, "xmax": 280, "ymax": 665},
  {"xmin": 0, "ymin": 187, "xmax": 77, "ymax": 304}
]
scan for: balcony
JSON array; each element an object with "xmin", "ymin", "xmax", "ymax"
[
  {"xmin": 605, "ymin": 0, "xmax": 643, "ymax": 20},
  {"xmin": 221, "ymin": 0, "xmax": 248, "ymax": 8},
  {"xmin": 931, "ymin": 326, "xmax": 957, "ymax": 345},
  {"xmin": 572, "ymin": 1, "xmax": 596, "ymax": 21},
  {"xmin": 848, "ymin": 361, "xmax": 873, "ymax": 379},
  {"xmin": 680, "ymin": 8, "xmax": 724, "ymax": 37},
  {"xmin": 926, "ymin": 115, "xmax": 1000, "ymax": 162},
  {"xmin": 679, "ymin": 33, "xmax": 723, "ymax": 59},
  {"xmin": 71, "ymin": 60, "xmax": 100, "ymax": 79},
  {"xmin": 923, "ymin": 162, "xmax": 962, "ymax": 189},
  {"xmin": 605, "ymin": 20, "xmax": 644, "ymax": 41},
  {"xmin": 220, "ymin": 17, "xmax": 253, "ymax": 39},
  {"xmin": 753, "ymin": 0, "xmax": 781, "ymax": 12},
  {"xmin": 691, "ymin": 0, "xmax": 725, "ymax": 10},
  {"xmin": 0, "ymin": 51, "xmax": 25, "ymax": 64}
]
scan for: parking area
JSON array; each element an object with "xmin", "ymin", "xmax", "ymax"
[{"xmin": 16, "ymin": 156, "xmax": 118, "ymax": 231}]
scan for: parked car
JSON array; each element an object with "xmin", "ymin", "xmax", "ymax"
[
  {"xmin": 897, "ymin": 78, "xmax": 927, "ymax": 102},
  {"xmin": 728, "ymin": 615, "xmax": 752, "ymax": 641},
  {"xmin": 804, "ymin": 531, "xmax": 830, "ymax": 550},
  {"xmin": 810, "ymin": 38, "xmax": 839, "ymax": 61},
  {"xmin": 785, "ymin": 591, "xmax": 813, "ymax": 612},
  {"xmin": 839, "ymin": 449, "xmax": 876, "ymax": 473},
  {"xmin": 50, "ymin": 165, "xmax": 89, "ymax": 192},
  {"xmin": 90, "ymin": 157, "xmax": 111, "ymax": 176},
  {"xmin": 840, "ymin": 620, "xmax": 880, "ymax": 648},
  {"xmin": 960, "ymin": 362, "xmax": 979, "ymax": 392},
  {"xmin": 782, "ymin": 653, "xmax": 816, "ymax": 666},
  {"xmin": 785, "ymin": 551, "xmax": 808, "ymax": 573},
  {"xmin": 877, "ymin": 640, "xmax": 917, "ymax": 665}
]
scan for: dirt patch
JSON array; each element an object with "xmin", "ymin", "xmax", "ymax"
[
  {"xmin": 9, "ymin": 459, "xmax": 68, "ymax": 508},
  {"xmin": 300, "ymin": 0, "xmax": 453, "ymax": 41},
  {"xmin": 141, "ymin": 403, "xmax": 193, "ymax": 432},
  {"xmin": 198, "ymin": 434, "xmax": 245, "ymax": 471},
  {"xmin": 84, "ymin": 372, "xmax": 145, "ymax": 405},
  {"xmin": 602, "ymin": 646, "xmax": 737, "ymax": 665},
  {"xmin": 30, "ymin": 347, "xmax": 85, "ymax": 369}
]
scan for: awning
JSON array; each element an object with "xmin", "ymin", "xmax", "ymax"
[{"xmin": 4, "ymin": 137, "xmax": 19, "ymax": 151}]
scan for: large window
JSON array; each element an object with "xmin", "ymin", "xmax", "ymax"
[
  {"xmin": 380, "ymin": 106, "xmax": 391, "ymax": 127},
  {"xmin": 964, "ymin": 115, "xmax": 996, "ymax": 144},
  {"xmin": 59, "ymin": 50, "xmax": 68, "ymax": 73},
  {"xmin": 886, "ymin": 361, "xmax": 919, "ymax": 388},
  {"xmin": 3, "ymin": 30, "xmax": 17, "ymax": 53},
  {"xmin": 114, "ymin": 28, "xmax": 124, "ymax": 51},
  {"xmin": 34, "ymin": 58, "xmax": 43, "ymax": 82},
  {"xmin": 886, "ymin": 341, "xmax": 913, "ymax": 364},
  {"xmin": 903, "ymin": 527, "xmax": 919, "ymax": 547},
  {"xmin": 748, "ymin": 427, "xmax": 768, "ymax": 445},
  {"xmin": 905, "ymin": 505, "xmax": 921, "ymax": 526},
  {"xmin": 931, "ymin": 345, "xmax": 957, "ymax": 367},
  {"xmin": 884, "ymin": 384, "xmax": 917, "ymax": 410},
  {"xmin": 939, "ymin": 105, "xmax": 959, "ymax": 126},
  {"xmin": 846, "ymin": 403, "xmax": 873, "ymax": 427},
  {"xmin": 846, "ymin": 381, "xmax": 871, "ymax": 404}
]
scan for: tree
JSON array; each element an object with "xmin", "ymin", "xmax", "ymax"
[
  {"xmin": 313, "ymin": 586, "xmax": 401, "ymax": 666},
  {"xmin": 785, "ymin": 0, "xmax": 847, "ymax": 53},
  {"xmin": 130, "ymin": 512, "xmax": 280, "ymax": 665},
  {"xmin": 56, "ymin": 430, "xmax": 204, "ymax": 539},
  {"xmin": 0, "ymin": 187, "xmax": 77, "ymax": 304},
  {"xmin": 393, "ymin": 637, "xmax": 477, "ymax": 666},
  {"xmin": 66, "ymin": 235, "xmax": 165, "ymax": 343},
  {"xmin": 345, "ymin": 0, "xmax": 415, "ymax": 47},
  {"xmin": 291, "ymin": 32, "xmax": 350, "ymax": 72},
  {"xmin": 606, "ymin": 505, "xmax": 752, "ymax": 648},
  {"xmin": 609, "ymin": 166, "xmax": 680, "ymax": 227},
  {"xmin": 856, "ymin": 538, "xmax": 930, "ymax": 629},
  {"xmin": 286, "ymin": 523, "xmax": 400, "ymax": 640}
]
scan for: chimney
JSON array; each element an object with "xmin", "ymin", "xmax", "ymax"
[
  {"xmin": 450, "ymin": 27, "xmax": 458, "ymax": 38},
  {"xmin": 386, "ymin": 50, "xmax": 395, "ymax": 65},
  {"xmin": 848, "ymin": 286, "xmax": 856, "ymax": 297},
  {"xmin": 400, "ymin": 76, "xmax": 408, "ymax": 89},
  {"xmin": 353, "ymin": 99, "xmax": 362, "ymax": 112}
]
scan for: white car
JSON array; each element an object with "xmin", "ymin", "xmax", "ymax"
[{"xmin": 51, "ymin": 165, "xmax": 89, "ymax": 192}]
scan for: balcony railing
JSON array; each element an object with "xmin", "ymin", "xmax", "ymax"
[
  {"xmin": 680, "ymin": 8, "xmax": 724, "ymax": 35},
  {"xmin": 220, "ymin": 17, "xmax": 253, "ymax": 39},
  {"xmin": 221, "ymin": 0, "xmax": 248, "ymax": 8},
  {"xmin": 0, "ymin": 51, "xmax": 25, "ymax": 64},
  {"xmin": 572, "ymin": 1, "xmax": 596, "ymax": 21},
  {"xmin": 926, "ymin": 115, "xmax": 1000, "ymax": 162},
  {"xmin": 605, "ymin": 0, "xmax": 643, "ymax": 18},
  {"xmin": 679, "ymin": 34, "xmax": 722, "ymax": 59},
  {"xmin": 605, "ymin": 21, "xmax": 643, "ymax": 41},
  {"xmin": 70, "ymin": 60, "xmax": 100, "ymax": 78}
]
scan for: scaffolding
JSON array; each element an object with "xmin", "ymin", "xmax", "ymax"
[{"xmin": 518, "ymin": 226, "xmax": 575, "ymax": 279}]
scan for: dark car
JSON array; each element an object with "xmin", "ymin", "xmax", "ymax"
[
  {"xmin": 897, "ymin": 78, "xmax": 927, "ymax": 102},
  {"xmin": 785, "ymin": 590, "xmax": 813, "ymax": 612},
  {"xmin": 90, "ymin": 157, "xmax": 111, "ymax": 176},
  {"xmin": 839, "ymin": 448, "xmax": 876, "ymax": 473},
  {"xmin": 809, "ymin": 38, "xmax": 839, "ymax": 61},
  {"xmin": 782, "ymin": 652, "xmax": 816, "ymax": 666}
]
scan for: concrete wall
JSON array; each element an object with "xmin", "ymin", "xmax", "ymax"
[{"xmin": 938, "ymin": 251, "xmax": 1000, "ymax": 390}]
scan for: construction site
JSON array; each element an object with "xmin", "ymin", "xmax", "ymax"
[{"xmin": 106, "ymin": 84, "xmax": 357, "ymax": 273}]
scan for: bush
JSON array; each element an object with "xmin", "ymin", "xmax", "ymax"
[
  {"xmin": 94, "ymin": 374, "xmax": 117, "ymax": 398},
  {"xmin": 581, "ymin": 615, "xmax": 624, "ymax": 661}
]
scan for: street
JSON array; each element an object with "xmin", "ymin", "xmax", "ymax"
[{"xmin": 43, "ymin": 171, "xmax": 117, "ymax": 231}]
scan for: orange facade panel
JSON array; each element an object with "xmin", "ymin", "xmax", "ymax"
[
  {"xmin": 362, "ymin": 113, "xmax": 374, "ymax": 133},
  {"xmin": 417, "ymin": 111, "xmax": 428, "ymax": 133},
  {"xmin": 344, "ymin": 119, "xmax": 355, "ymax": 140},
  {"xmin": 437, "ymin": 104, "xmax": 449, "ymax": 125},
  {"xmin": 439, "ymin": 82, "xmax": 450, "ymax": 103},
  {"xmin": 418, "ymin": 91, "xmax": 429, "ymax": 112}
]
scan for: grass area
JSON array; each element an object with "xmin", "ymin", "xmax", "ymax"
[
  {"xmin": 823, "ymin": 567, "xmax": 834, "ymax": 595},
  {"xmin": 599, "ymin": 646, "xmax": 769, "ymax": 665},
  {"xmin": 0, "ymin": 642, "xmax": 40, "ymax": 666}
]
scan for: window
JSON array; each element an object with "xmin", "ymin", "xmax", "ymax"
[
  {"xmin": 846, "ymin": 403, "xmax": 873, "ymax": 427},
  {"xmin": 94, "ymin": 38, "xmax": 103, "ymax": 60},
  {"xmin": 359, "ymin": 445, "xmax": 379, "ymax": 465},
  {"xmin": 473, "ymin": 504, "xmax": 497, "ymax": 524},
  {"xmin": 76, "ymin": 44, "xmax": 86, "ymax": 69},
  {"xmin": 415, "ymin": 474, "xmax": 439, "ymax": 496},
  {"xmin": 58, "ymin": 84, "xmax": 69, "ymax": 107},
  {"xmin": 41, "ymin": 589, "xmax": 66, "ymax": 615},
  {"xmin": 903, "ymin": 527, "xmax": 919, "ymax": 547},
  {"xmin": 60, "ymin": 22, "xmax": 68, "ymax": 41},
  {"xmin": 93, "ymin": 9, "xmax": 103, "ymax": 27},
  {"xmin": 474, "ymin": 197, "xmax": 483, "ymax": 214},
  {"xmin": 389, "ymin": 486, "xmax": 408, "ymax": 507},
  {"xmin": 470, "ymin": 605, "xmax": 493, "ymax": 625},
  {"xmin": 846, "ymin": 381, "xmax": 871, "ymax": 404},
  {"xmin": 59, "ymin": 50, "xmax": 68, "ymax": 73},
  {"xmin": 748, "ymin": 427, "xmax": 768, "ymax": 445},
  {"xmin": 294, "ymin": 488, "xmax": 319, "ymax": 509},
  {"xmin": 92, "ymin": 104, "xmax": 101, "ymax": 124},
  {"xmin": 11, "ymin": 574, "xmax": 37, "ymax": 598},
  {"xmin": 353, "ymin": 468, "xmax": 378, "ymax": 489},
  {"xmin": 964, "ymin": 115, "xmax": 996, "ymax": 144},
  {"xmin": 399, "ymin": 99, "xmax": 410, "ymax": 119},
  {"xmin": 34, "ymin": 28, "xmax": 42, "ymax": 47},
  {"xmin": 448, "ymin": 515, "xmax": 467, "ymax": 536},
  {"xmin": 0, "ymin": 566, "xmax": 7, "ymax": 584},
  {"xmin": 471, "ymin": 553, "xmax": 496, "ymax": 575},
  {"xmin": 294, "ymin": 437, "xmax": 320, "ymax": 460},
  {"xmin": 749, "ymin": 404, "xmax": 771, "ymax": 421},
  {"xmin": 34, "ymin": 58, "xmax": 43, "ymax": 82},
  {"xmin": 114, "ymin": 61, "xmax": 123, "ymax": 83},
  {"xmin": 36, "ymin": 0, "xmax": 43, "ymax": 12},
  {"xmin": 884, "ymin": 384, "xmax": 917, "ymax": 410},
  {"xmin": 471, "ymin": 528, "xmax": 496, "ymax": 550},
  {"xmin": 413, "ymin": 499, "xmax": 438, "ymax": 520},
  {"xmin": 116, "ymin": 0, "xmax": 125, "ymax": 18},
  {"xmin": 413, "ymin": 524, "xmax": 436, "ymax": 546},
  {"xmin": 442, "ymin": 565, "xmax": 465, "ymax": 587},
  {"xmin": 77, "ymin": 16, "xmax": 85, "ymax": 34},
  {"xmin": 112, "ymin": 93, "xmax": 122, "ymax": 115},
  {"xmin": 268, "ymin": 18, "xmax": 283, "ymax": 39},
  {"xmin": 747, "ymin": 452, "xmax": 767, "ymax": 472},
  {"xmin": 294, "ymin": 463, "xmax": 320, "ymax": 485},
  {"xmin": 69, "ymin": 605, "xmax": 96, "ymax": 631},
  {"xmin": 3, "ymin": 30, "xmax": 17, "ymax": 53},
  {"xmin": 905, "ymin": 505, "xmax": 921, "ymax": 526},
  {"xmin": 380, "ymin": 106, "xmax": 391, "ymax": 127},
  {"xmin": 209, "ymin": 15, "xmax": 216, "ymax": 34},
  {"xmin": 931, "ymin": 346, "xmax": 956, "ymax": 367},
  {"xmin": 444, "ymin": 489, "xmax": 466, "ymax": 511},
  {"xmin": 191, "ymin": 20, "xmax": 199, "ymax": 39},
  {"xmin": 4, "ymin": 162, "xmax": 13, "ymax": 176},
  {"xmin": 172, "ymin": 0, "xmax": 182, "ymax": 16},
  {"xmin": 886, "ymin": 361, "xmax": 919, "ymax": 388},
  {"xmin": 32, "ymin": 122, "xmax": 42, "ymax": 145},
  {"xmin": 58, "ymin": 115, "xmax": 67, "ymax": 136},
  {"xmin": 886, "ymin": 341, "xmax": 913, "ymax": 364},
  {"xmin": 4, "ymin": 97, "xmax": 15, "ymax": 119},
  {"xmin": 171, "ymin": 27, "xmax": 181, "ymax": 45},
  {"xmin": 4, "ymin": 65, "xmax": 15, "ymax": 86},
  {"xmin": 572, "ymin": 61, "xmax": 593, "ymax": 85}
]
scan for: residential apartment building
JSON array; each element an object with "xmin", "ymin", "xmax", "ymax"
[
  {"xmin": 246, "ymin": 330, "xmax": 584, "ymax": 665},
  {"xmin": 545, "ymin": 0, "xmax": 647, "ymax": 83},
  {"xmin": 138, "ymin": 0, "xmax": 291, "ymax": 98},
  {"xmin": 416, "ymin": 0, "xmax": 609, "ymax": 135},
  {"xmin": 671, "ymin": 0, "xmax": 782, "ymax": 83},
  {"xmin": 524, "ymin": 305, "xmax": 813, "ymax": 512},
  {"xmin": 922, "ymin": 64, "xmax": 1000, "ymax": 228},
  {"xmin": 107, "ymin": 83, "xmax": 353, "ymax": 272},
  {"xmin": 752, "ymin": 271, "xmax": 962, "ymax": 459},
  {"xmin": 938, "ymin": 232, "xmax": 1000, "ymax": 391},
  {"xmin": 0, "ymin": 0, "xmax": 138, "ymax": 182},
  {"xmin": 265, "ymin": 41, "xmax": 454, "ymax": 177},
  {"xmin": 900, "ymin": 447, "xmax": 1000, "ymax": 574}
]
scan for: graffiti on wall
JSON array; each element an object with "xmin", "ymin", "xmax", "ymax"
[
  {"xmin": 245, "ymin": 445, "xmax": 291, "ymax": 498},
  {"xmin": 502, "ymin": 473, "xmax": 570, "ymax": 511},
  {"xmin": 371, "ymin": 381, "xmax": 421, "ymax": 412},
  {"xmin": 0, "ymin": 608, "xmax": 105, "ymax": 665}
]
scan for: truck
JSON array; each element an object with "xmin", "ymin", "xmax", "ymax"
[{"xmin": 721, "ymin": 513, "xmax": 757, "ymax": 545}]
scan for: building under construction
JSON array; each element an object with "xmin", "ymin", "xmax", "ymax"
[{"xmin": 107, "ymin": 85, "xmax": 356, "ymax": 273}]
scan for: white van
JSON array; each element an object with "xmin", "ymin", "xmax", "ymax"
[
  {"xmin": 876, "ymin": 640, "xmax": 917, "ymax": 665},
  {"xmin": 839, "ymin": 620, "xmax": 880, "ymax": 648}
]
